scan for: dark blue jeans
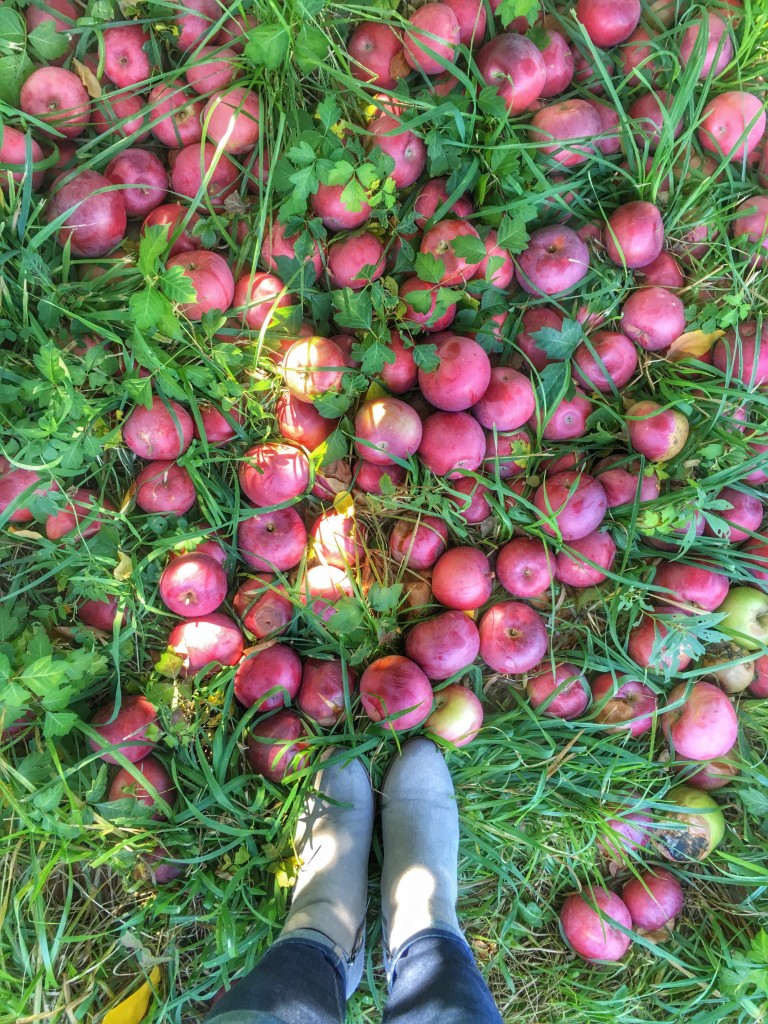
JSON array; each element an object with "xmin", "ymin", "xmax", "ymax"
[{"xmin": 205, "ymin": 928, "xmax": 503, "ymax": 1024}]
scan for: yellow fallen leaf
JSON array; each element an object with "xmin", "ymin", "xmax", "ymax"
[
  {"xmin": 103, "ymin": 966, "xmax": 161, "ymax": 1024},
  {"xmin": 365, "ymin": 380, "xmax": 388, "ymax": 402},
  {"xmin": 120, "ymin": 481, "xmax": 137, "ymax": 514},
  {"xmin": 114, "ymin": 550, "xmax": 133, "ymax": 581},
  {"xmin": 667, "ymin": 328, "xmax": 725, "ymax": 362},
  {"xmin": 333, "ymin": 490, "xmax": 355, "ymax": 515},
  {"xmin": 7, "ymin": 526, "xmax": 44, "ymax": 541},
  {"xmin": 73, "ymin": 58, "xmax": 102, "ymax": 99}
]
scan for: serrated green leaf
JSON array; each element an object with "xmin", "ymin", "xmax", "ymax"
[
  {"xmin": 138, "ymin": 224, "xmax": 170, "ymax": 277},
  {"xmin": 21, "ymin": 656, "xmax": 68, "ymax": 696},
  {"xmin": 314, "ymin": 391, "xmax": 353, "ymax": 417},
  {"xmin": 159, "ymin": 264, "xmax": 198, "ymax": 303},
  {"xmin": 315, "ymin": 96, "xmax": 342, "ymax": 133},
  {"xmin": 496, "ymin": 213, "xmax": 532, "ymax": 256},
  {"xmin": 34, "ymin": 344, "xmax": 69, "ymax": 385},
  {"xmin": 286, "ymin": 141, "xmax": 316, "ymax": 167},
  {"xmin": 412, "ymin": 343, "xmax": 440, "ymax": 372},
  {"xmin": 414, "ymin": 252, "xmax": 445, "ymax": 284},
  {"xmin": 531, "ymin": 318, "xmax": 583, "ymax": 360},
  {"xmin": 496, "ymin": 0, "xmax": 539, "ymax": 28},
  {"xmin": 451, "ymin": 234, "xmax": 486, "ymax": 263},
  {"xmin": 340, "ymin": 177, "xmax": 370, "ymax": 214},
  {"xmin": 289, "ymin": 163, "xmax": 318, "ymax": 202},
  {"xmin": 368, "ymin": 582, "xmax": 403, "ymax": 613},
  {"xmin": 333, "ymin": 288, "xmax": 372, "ymax": 330},
  {"xmin": 535, "ymin": 362, "xmax": 570, "ymax": 417},
  {"xmin": 43, "ymin": 710, "xmax": 80, "ymax": 738},
  {"xmin": 32, "ymin": 780, "xmax": 65, "ymax": 811},
  {"xmin": 129, "ymin": 287, "xmax": 173, "ymax": 331},
  {"xmin": 323, "ymin": 160, "xmax": 355, "ymax": 187}
]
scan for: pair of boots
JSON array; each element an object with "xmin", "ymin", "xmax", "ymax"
[{"xmin": 277, "ymin": 736, "xmax": 463, "ymax": 994}]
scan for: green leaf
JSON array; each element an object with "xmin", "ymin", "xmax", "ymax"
[
  {"xmin": 314, "ymin": 391, "xmax": 353, "ymax": 418},
  {"xmin": 20, "ymin": 656, "xmax": 68, "ymax": 696},
  {"xmin": 332, "ymin": 288, "xmax": 372, "ymax": 331},
  {"xmin": 295, "ymin": 24, "xmax": 328, "ymax": 71},
  {"xmin": 359, "ymin": 337, "xmax": 395, "ymax": 375},
  {"xmin": 496, "ymin": 213, "xmax": 531, "ymax": 256},
  {"xmin": 244, "ymin": 24, "xmax": 291, "ymax": 70},
  {"xmin": 289, "ymin": 163, "xmax": 318, "ymax": 202},
  {"xmin": 286, "ymin": 141, "xmax": 316, "ymax": 167},
  {"xmin": 496, "ymin": 0, "xmax": 539, "ymax": 29},
  {"xmin": 0, "ymin": 8, "xmax": 25, "ymax": 49},
  {"xmin": 315, "ymin": 96, "xmax": 342, "ymax": 133},
  {"xmin": 531, "ymin": 318, "xmax": 583, "ymax": 360},
  {"xmin": 412, "ymin": 343, "xmax": 440, "ymax": 372},
  {"xmin": 159, "ymin": 264, "xmax": 198, "ymax": 303},
  {"xmin": 535, "ymin": 362, "xmax": 570, "ymax": 417},
  {"xmin": 34, "ymin": 344, "xmax": 69, "ymax": 385},
  {"xmin": 0, "ymin": 53, "xmax": 34, "ymax": 106},
  {"xmin": 28, "ymin": 20, "xmax": 71, "ymax": 61},
  {"xmin": 368, "ymin": 582, "xmax": 403, "ymax": 614},
  {"xmin": 138, "ymin": 224, "xmax": 170, "ymax": 277},
  {"xmin": 43, "ymin": 710, "xmax": 79, "ymax": 738},
  {"xmin": 451, "ymin": 234, "xmax": 487, "ymax": 263},
  {"xmin": 425, "ymin": 127, "xmax": 450, "ymax": 177},
  {"xmin": 340, "ymin": 177, "xmax": 370, "ymax": 214},
  {"xmin": 477, "ymin": 86, "xmax": 509, "ymax": 120},
  {"xmin": 129, "ymin": 287, "xmax": 174, "ymax": 331},
  {"xmin": 741, "ymin": 787, "xmax": 768, "ymax": 817},
  {"xmin": 414, "ymin": 252, "xmax": 445, "ymax": 284},
  {"xmin": 325, "ymin": 598, "xmax": 365, "ymax": 634},
  {"xmin": 323, "ymin": 160, "xmax": 355, "ymax": 187},
  {"xmin": 31, "ymin": 780, "xmax": 65, "ymax": 812}
]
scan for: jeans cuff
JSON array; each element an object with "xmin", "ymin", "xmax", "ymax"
[
  {"xmin": 385, "ymin": 926, "xmax": 467, "ymax": 987},
  {"xmin": 276, "ymin": 928, "xmax": 365, "ymax": 1000}
]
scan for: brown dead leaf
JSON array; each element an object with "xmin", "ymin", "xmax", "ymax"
[{"xmin": 73, "ymin": 58, "xmax": 102, "ymax": 99}]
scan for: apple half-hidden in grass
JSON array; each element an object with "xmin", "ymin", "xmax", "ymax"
[{"xmin": 559, "ymin": 886, "xmax": 632, "ymax": 962}]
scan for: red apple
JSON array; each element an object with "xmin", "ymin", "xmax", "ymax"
[
  {"xmin": 533, "ymin": 471, "xmax": 607, "ymax": 542},
  {"xmin": 476, "ymin": 33, "xmax": 547, "ymax": 115},
  {"xmin": 246, "ymin": 709, "xmax": 309, "ymax": 783},
  {"xmin": 560, "ymin": 887, "xmax": 632, "ymax": 962},
  {"xmin": 237, "ymin": 507, "xmax": 308, "ymax": 571},
  {"xmin": 478, "ymin": 601, "xmax": 548, "ymax": 674},
  {"xmin": 234, "ymin": 643, "xmax": 302, "ymax": 711},
  {"xmin": 359, "ymin": 654, "xmax": 434, "ymax": 731},
  {"xmin": 527, "ymin": 662, "xmax": 590, "ymax": 719},
  {"xmin": 662, "ymin": 681, "xmax": 738, "ymax": 760},
  {"xmin": 403, "ymin": 3, "xmax": 460, "ymax": 76}
]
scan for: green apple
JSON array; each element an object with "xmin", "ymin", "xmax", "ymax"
[
  {"xmin": 716, "ymin": 587, "xmax": 768, "ymax": 652},
  {"xmin": 653, "ymin": 785, "xmax": 725, "ymax": 862}
]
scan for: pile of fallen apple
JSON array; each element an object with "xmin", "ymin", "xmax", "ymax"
[{"xmin": 2, "ymin": 0, "xmax": 767, "ymax": 962}]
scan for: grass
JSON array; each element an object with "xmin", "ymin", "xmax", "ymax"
[{"xmin": 2, "ymin": 0, "xmax": 768, "ymax": 1021}]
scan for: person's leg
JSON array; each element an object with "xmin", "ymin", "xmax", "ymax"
[
  {"xmin": 380, "ymin": 738, "xmax": 503, "ymax": 1024},
  {"xmin": 205, "ymin": 750, "xmax": 374, "ymax": 1024}
]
